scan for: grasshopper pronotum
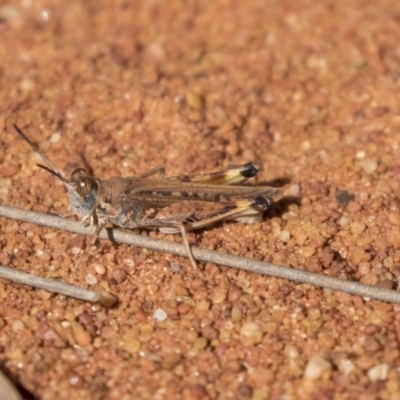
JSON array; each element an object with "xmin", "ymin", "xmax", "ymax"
[{"xmin": 14, "ymin": 124, "xmax": 283, "ymax": 269}]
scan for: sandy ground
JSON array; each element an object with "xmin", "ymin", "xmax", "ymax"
[{"xmin": 1, "ymin": 0, "xmax": 400, "ymax": 399}]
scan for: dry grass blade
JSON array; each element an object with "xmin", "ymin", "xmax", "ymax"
[
  {"xmin": 0, "ymin": 265, "xmax": 116, "ymax": 307},
  {"xmin": 0, "ymin": 369, "xmax": 22, "ymax": 400},
  {"xmin": 1, "ymin": 204, "xmax": 400, "ymax": 303}
]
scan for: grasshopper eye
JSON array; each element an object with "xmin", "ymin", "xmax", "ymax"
[{"xmin": 71, "ymin": 168, "xmax": 97, "ymax": 197}]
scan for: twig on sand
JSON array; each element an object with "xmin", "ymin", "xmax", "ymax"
[
  {"xmin": 0, "ymin": 264, "xmax": 116, "ymax": 307},
  {"xmin": 1, "ymin": 204, "xmax": 400, "ymax": 304}
]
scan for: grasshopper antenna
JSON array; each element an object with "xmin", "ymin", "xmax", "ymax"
[{"xmin": 13, "ymin": 124, "xmax": 68, "ymax": 183}]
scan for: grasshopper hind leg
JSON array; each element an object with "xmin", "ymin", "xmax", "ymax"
[
  {"xmin": 177, "ymin": 222, "xmax": 198, "ymax": 270},
  {"xmin": 165, "ymin": 162, "xmax": 260, "ymax": 185},
  {"xmin": 117, "ymin": 217, "xmax": 200, "ymax": 270}
]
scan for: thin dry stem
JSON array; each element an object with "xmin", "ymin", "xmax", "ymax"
[
  {"xmin": 0, "ymin": 265, "xmax": 116, "ymax": 307},
  {"xmin": 1, "ymin": 204, "xmax": 400, "ymax": 303},
  {"xmin": 0, "ymin": 370, "xmax": 22, "ymax": 400}
]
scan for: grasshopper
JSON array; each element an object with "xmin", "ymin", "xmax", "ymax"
[{"xmin": 14, "ymin": 124, "xmax": 283, "ymax": 269}]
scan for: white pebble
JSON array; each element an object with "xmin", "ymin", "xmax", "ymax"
[
  {"xmin": 338, "ymin": 359, "xmax": 354, "ymax": 375},
  {"xmin": 289, "ymin": 184, "xmax": 300, "ymax": 196},
  {"xmin": 93, "ymin": 264, "xmax": 106, "ymax": 275},
  {"xmin": 85, "ymin": 274, "xmax": 98, "ymax": 285},
  {"xmin": 66, "ymin": 109, "xmax": 77, "ymax": 119},
  {"xmin": 356, "ymin": 150, "xmax": 365, "ymax": 159},
  {"xmin": 169, "ymin": 262, "xmax": 180, "ymax": 272},
  {"xmin": 44, "ymin": 232, "xmax": 57, "ymax": 239},
  {"xmin": 304, "ymin": 355, "xmax": 332, "ymax": 379},
  {"xmin": 240, "ymin": 322, "xmax": 261, "ymax": 337},
  {"xmin": 338, "ymin": 216, "xmax": 349, "ymax": 227},
  {"xmin": 284, "ymin": 345, "xmax": 299, "ymax": 359},
  {"xmin": 71, "ymin": 247, "xmax": 81, "ymax": 255},
  {"xmin": 153, "ymin": 308, "xmax": 168, "ymax": 322},
  {"xmin": 368, "ymin": 363, "xmax": 389, "ymax": 382},
  {"xmin": 361, "ymin": 159, "xmax": 377, "ymax": 174},
  {"xmin": 279, "ymin": 230, "xmax": 291, "ymax": 242},
  {"xmin": 123, "ymin": 259, "xmax": 135, "ymax": 267},
  {"xmin": 12, "ymin": 320, "xmax": 25, "ymax": 332},
  {"xmin": 50, "ymin": 132, "xmax": 61, "ymax": 144}
]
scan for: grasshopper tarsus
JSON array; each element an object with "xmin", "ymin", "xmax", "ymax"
[{"xmin": 14, "ymin": 124, "xmax": 284, "ymax": 270}]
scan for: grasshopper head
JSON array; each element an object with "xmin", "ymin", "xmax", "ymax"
[{"xmin": 67, "ymin": 168, "xmax": 98, "ymax": 219}]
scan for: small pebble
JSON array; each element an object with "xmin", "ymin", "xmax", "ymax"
[
  {"xmin": 169, "ymin": 262, "xmax": 180, "ymax": 272},
  {"xmin": 350, "ymin": 221, "xmax": 366, "ymax": 235},
  {"xmin": 153, "ymin": 308, "xmax": 168, "ymax": 322},
  {"xmin": 367, "ymin": 363, "xmax": 389, "ymax": 382},
  {"xmin": 177, "ymin": 303, "xmax": 191, "ymax": 315},
  {"xmin": 388, "ymin": 212, "xmax": 400, "ymax": 227},
  {"xmin": 231, "ymin": 306, "xmax": 242, "ymax": 322},
  {"xmin": 186, "ymin": 91, "xmax": 204, "ymax": 110},
  {"xmin": 212, "ymin": 290, "xmax": 227, "ymax": 304},
  {"xmin": 363, "ymin": 336, "xmax": 381, "ymax": 354},
  {"xmin": 69, "ymin": 376, "xmax": 80, "ymax": 386},
  {"xmin": 338, "ymin": 359, "xmax": 354, "ymax": 375},
  {"xmin": 236, "ymin": 384, "xmax": 253, "ymax": 399},
  {"xmin": 43, "ymin": 232, "xmax": 57, "ymax": 239},
  {"xmin": 372, "ymin": 106, "xmax": 389, "ymax": 117},
  {"xmin": 85, "ymin": 274, "xmax": 98, "ymax": 285},
  {"xmin": 240, "ymin": 322, "xmax": 263, "ymax": 346},
  {"xmin": 358, "ymin": 262, "xmax": 371, "ymax": 275},
  {"xmin": 298, "ymin": 246, "xmax": 315, "ymax": 258},
  {"xmin": 350, "ymin": 247, "xmax": 367, "ymax": 265},
  {"xmin": 356, "ymin": 150, "xmax": 366, "ymax": 159},
  {"xmin": 70, "ymin": 247, "xmax": 81, "ymax": 255},
  {"xmin": 113, "ymin": 269, "xmax": 127, "ymax": 283},
  {"xmin": 375, "ymin": 279, "xmax": 395, "ymax": 290},
  {"xmin": 78, "ymin": 312, "xmax": 93, "ymax": 325},
  {"xmin": 37, "ymin": 290, "xmax": 52, "ymax": 300},
  {"xmin": 0, "ymin": 252, "xmax": 12, "ymax": 266},
  {"xmin": 123, "ymin": 259, "xmax": 135, "ymax": 267},
  {"xmin": 123, "ymin": 337, "xmax": 141, "ymax": 354},
  {"xmin": 93, "ymin": 264, "xmax": 106, "ymax": 275},
  {"xmin": 304, "ymin": 355, "xmax": 332, "ymax": 379},
  {"xmin": 2, "ymin": 162, "xmax": 21, "ymax": 177},
  {"xmin": 279, "ymin": 230, "xmax": 291, "ymax": 242},
  {"xmin": 72, "ymin": 325, "xmax": 92, "ymax": 346},
  {"xmin": 364, "ymin": 324, "xmax": 381, "ymax": 335},
  {"xmin": 162, "ymin": 353, "xmax": 182, "ymax": 369},
  {"xmin": 335, "ymin": 190, "xmax": 354, "ymax": 206},
  {"xmin": 347, "ymin": 201, "xmax": 362, "ymax": 213},
  {"xmin": 338, "ymin": 216, "xmax": 349, "ymax": 226},
  {"xmin": 289, "ymin": 184, "xmax": 300, "ymax": 196},
  {"xmin": 12, "ymin": 320, "xmax": 25, "ymax": 332},
  {"xmin": 68, "ymin": 237, "xmax": 85, "ymax": 254},
  {"xmin": 383, "ymin": 257, "xmax": 394, "ymax": 268},
  {"xmin": 361, "ymin": 159, "xmax": 378, "ymax": 174},
  {"xmin": 284, "ymin": 345, "xmax": 299, "ymax": 359},
  {"xmin": 50, "ymin": 132, "xmax": 61, "ymax": 143}
]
